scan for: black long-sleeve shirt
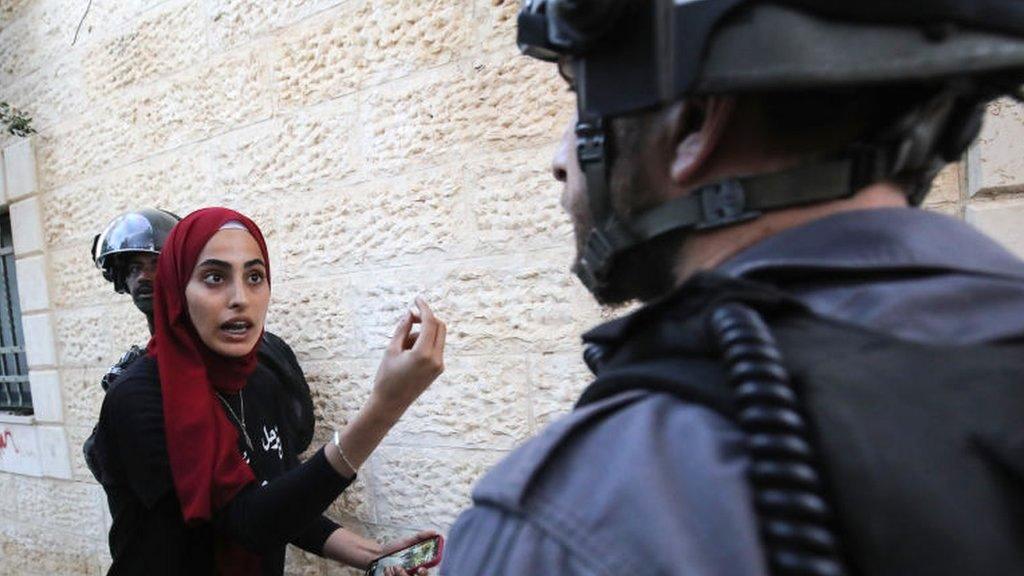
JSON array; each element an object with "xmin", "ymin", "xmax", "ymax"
[{"xmin": 94, "ymin": 354, "xmax": 349, "ymax": 575}]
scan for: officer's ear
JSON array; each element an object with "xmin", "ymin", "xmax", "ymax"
[{"xmin": 668, "ymin": 96, "xmax": 736, "ymax": 188}]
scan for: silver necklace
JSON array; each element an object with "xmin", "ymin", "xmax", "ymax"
[{"xmin": 216, "ymin": 391, "xmax": 255, "ymax": 452}]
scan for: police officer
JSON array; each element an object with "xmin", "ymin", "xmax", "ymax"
[
  {"xmin": 443, "ymin": 1, "xmax": 1024, "ymax": 574},
  {"xmin": 91, "ymin": 208, "xmax": 179, "ymax": 390}
]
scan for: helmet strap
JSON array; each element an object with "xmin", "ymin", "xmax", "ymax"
[
  {"xmin": 572, "ymin": 80, "xmax": 984, "ymax": 300},
  {"xmin": 572, "ymin": 121, "xmax": 896, "ymax": 298}
]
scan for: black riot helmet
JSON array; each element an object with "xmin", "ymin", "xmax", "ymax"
[
  {"xmin": 92, "ymin": 209, "xmax": 181, "ymax": 293},
  {"xmin": 518, "ymin": 0, "xmax": 1024, "ymax": 301}
]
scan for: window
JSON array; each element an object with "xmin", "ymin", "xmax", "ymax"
[{"xmin": 0, "ymin": 211, "xmax": 30, "ymax": 413}]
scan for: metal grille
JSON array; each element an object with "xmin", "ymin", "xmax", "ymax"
[{"xmin": 0, "ymin": 212, "xmax": 30, "ymax": 414}]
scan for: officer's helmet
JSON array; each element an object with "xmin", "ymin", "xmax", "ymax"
[
  {"xmin": 92, "ymin": 209, "xmax": 180, "ymax": 293},
  {"xmin": 518, "ymin": 0, "xmax": 1024, "ymax": 299}
]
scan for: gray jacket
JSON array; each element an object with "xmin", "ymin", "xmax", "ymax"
[{"xmin": 442, "ymin": 208, "xmax": 1024, "ymax": 575}]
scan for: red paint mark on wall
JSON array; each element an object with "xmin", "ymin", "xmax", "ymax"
[{"xmin": 0, "ymin": 429, "xmax": 17, "ymax": 457}]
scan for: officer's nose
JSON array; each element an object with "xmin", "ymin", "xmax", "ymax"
[{"xmin": 139, "ymin": 265, "xmax": 156, "ymax": 283}]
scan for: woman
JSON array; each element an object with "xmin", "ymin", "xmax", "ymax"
[{"xmin": 93, "ymin": 208, "xmax": 446, "ymax": 574}]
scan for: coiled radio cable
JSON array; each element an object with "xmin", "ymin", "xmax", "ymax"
[{"xmin": 708, "ymin": 303, "xmax": 848, "ymax": 576}]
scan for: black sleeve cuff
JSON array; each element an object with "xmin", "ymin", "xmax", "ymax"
[{"xmin": 292, "ymin": 515, "xmax": 343, "ymax": 556}]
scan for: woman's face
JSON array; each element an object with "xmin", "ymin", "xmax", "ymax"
[{"xmin": 185, "ymin": 229, "xmax": 270, "ymax": 358}]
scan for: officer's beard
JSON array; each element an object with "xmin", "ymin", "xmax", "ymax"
[
  {"xmin": 572, "ymin": 118, "xmax": 689, "ymax": 306},
  {"xmin": 584, "ymin": 232, "xmax": 686, "ymax": 306},
  {"xmin": 131, "ymin": 291, "xmax": 153, "ymax": 316},
  {"xmin": 573, "ymin": 222, "xmax": 685, "ymax": 306}
]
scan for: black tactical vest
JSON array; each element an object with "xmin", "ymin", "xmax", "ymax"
[{"xmin": 578, "ymin": 273, "xmax": 1024, "ymax": 575}]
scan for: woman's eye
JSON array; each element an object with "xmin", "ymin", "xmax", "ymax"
[
  {"xmin": 202, "ymin": 272, "xmax": 224, "ymax": 285},
  {"xmin": 247, "ymin": 271, "xmax": 264, "ymax": 284}
]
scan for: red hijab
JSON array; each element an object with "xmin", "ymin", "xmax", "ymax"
[{"xmin": 148, "ymin": 208, "xmax": 268, "ymax": 570}]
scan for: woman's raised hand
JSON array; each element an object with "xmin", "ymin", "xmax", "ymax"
[
  {"xmin": 370, "ymin": 297, "xmax": 447, "ymax": 418},
  {"xmin": 326, "ymin": 298, "xmax": 447, "ymax": 479}
]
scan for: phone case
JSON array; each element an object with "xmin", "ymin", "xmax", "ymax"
[{"xmin": 364, "ymin": 535, "xmax": 444, "ymax": 575}]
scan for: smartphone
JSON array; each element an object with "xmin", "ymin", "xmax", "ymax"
[{"xmin": 365, "ymin": 534, "xmax": 444, "ymax": 576}]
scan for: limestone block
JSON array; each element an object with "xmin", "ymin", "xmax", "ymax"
[
  {"xmin": 325, "ymin": 563, "xmax": 363, "ymax": 576},
  {"xmin": 65, "ymin": 424, "xmax": 96, "ymax": 481},
  {"xmin": 283, "ymin": 545, "xmax": 326, "ymax": 575},
  {"xmin": 362, "ymin": 57, "xmax": 573, "ymax": 173},
  {"xmin": 132, "ymin": 42, "xmax": 274, "ymax": 154},
  {"xmin": 0, "ymin": 471, "xmax": 16, "ymax": 511},
  {"xmin": 273, "ymin": 0, "xmax": 474, "ymax": 109},
  {"xmin": 468, "ymin": 147, "xmax": 574, "ymax": 253},
  {"xmin": 4, "ymin": 137, "xmax": 37, "ymax": 201},
  {"xmin": 55, "ymin": 309, "xmax": 111, "ymax": 367},
  {"xmin": 379, "ymin": 260, "xmax": 570, "ymax": 355},
  {"xmin": 530, "ymin": 352, "xmax": 593, "ymax": 432},
  {"xmin": 5, "ymin": 0, "xmax": 143, "ymax": 70},
  {"xmin": 475, "ymin": 0, "xmax": 520, "ymax": 55},
  {"xmin": 0, "ymin": 14, "xmax": 34, "ymax": 81},
  {"xmin": 14, "ymin": 254, "xmax": 49, "ymax": 312},
  {"xmin": 35, "ymin": 425, "xmax": 71, "ymax": 479},
  {"xmin": 84, "ymin": 0, "xmax": 208, "ymax": 95},
  {"xmin": 0, "ymin": 423, "xmax": 41, "ymax": 476},
  {"xmin": 271, "ymin": 164, "xmax": 472, "ymax": 282},
  {"xmin": 35, "ymin": 95, "xmax": 140, "ymax": 190},
  {"xmin": 98, "ymin": 554, "xmax": 113, "ymax": 576},
  {"xmin": 291, "ymin": 357, "xmax": 376, "ymax": 520},
  {"xmin": 49, "ymin": 244, "xmax": 112, "ymax": 310},
  {"xmin": 15, "ymin": 477, "xmax": 103, "ymax": 533},
  {"xmin": 55, "ymin": 304, "xmax": 148, "ymax": 368},
  {"xmin": 326, "ymin": 472, "xmax": 375, "ymax": 526},
  {"xmin": 0, "ymin": 148, "xmax": 5, "ymax": 204},
  {"xmin": 0, "ymin": 0, "xmax": 33, "ymax": 29},
  {"xmin": 0, "ymin": 50, "xmax": 88, "ymax": 132},
  {"xmin": 371, "ymin": 446, "xmax": 504, "ymax": 530},
  {"xmin": 317, "ymin": 255, "xmax": 592, "ymax": 358},
  {"xmin": 41, "ymin": 183, "xmax": 119, "ymax": 255},
  {"xmin": 971, "ymin": 98, "xmax": 1024, "ymax": 195},
  {"xmin": 387, "ymin": 355, "xmax": 531, "ymax": 449},
  {"xmin": 966, "ymin": 200, "xmax": 1024, "ymax": 259},
  {"xmin": 0, "ymin": 522, "xmax": 101, "ymax": 575},
  {"xmin": 106, "ymin": 304, "xmax": 152, "ymax": 359},
  {"xmin": 27, "ymin": 370, "xmax": 62, "ymax": 423},
  {"xmin": 41, "ymin": 149, "xmax": 212, "ymax": 253},
  {"xmin": 302, "ymin": 359, "xmax": 375, "ymax": 433},
  {"xmin": 924, "ymin": 203, "xmax": 959, "ymax": 218},
  {"xmin": 10, "ymin": 196, "xmax": 44, "ymax": 255},
  {"xmin": 207, "ymin": 97, "xmax": 360, "ymax": 204},
  {"xmin": 208, "ymin": 0, "xmax": 337, "ymax": 53},
  {"xmin": 265, "ymin": 281, "xmax": 364, "ymax": 361},
  {"xmin": 923, "ymin": 162, "xmax": 961, "ymax": 208},
  {"xmin": 23, "ymin": 312, "xmax": 57, "ymax": 368},
  {"xmin": 61, "ymin": 367, "xmax": 106, "ymax": 428}
]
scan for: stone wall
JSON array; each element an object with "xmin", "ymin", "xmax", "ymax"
[{"xmin": 1, "ymin": 1, "xmax": 1023, "ymax": 574}]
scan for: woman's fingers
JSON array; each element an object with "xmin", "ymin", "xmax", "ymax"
[
  {"xmin": 403, "ymin": 331, "xmax": 420, "ymax": 350},
  {"xmin": 386, "ymin": 530, "xmax": 436, "ymax": 553},
  {"xmin": 389, "ymin": 312, "xmax": 414, "ymax": 352},
  {"xmin": 433, "ymin": 320, "xmax": 446, "ymax": 367},
  {"xmin": 412, "ymin": 298, "xmax": 439, "ymax": 353}
]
